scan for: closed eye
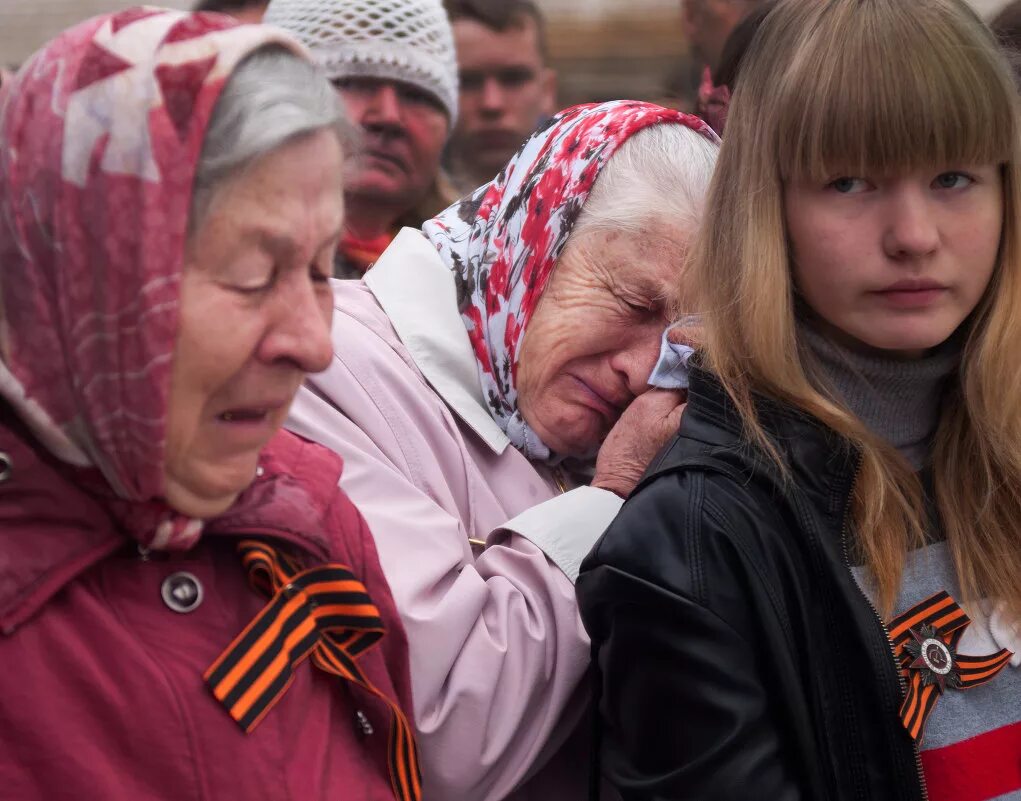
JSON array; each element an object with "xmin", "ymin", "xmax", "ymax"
[
  {"xmin": 621, "ymin": 296, "xmax": 655, "ymax": 314},
  {"xmin": 230, "ymin": 272, "xmax": 275, "ymax": 295}
]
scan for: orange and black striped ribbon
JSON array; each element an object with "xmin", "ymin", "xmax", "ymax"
[
  {"xmin": 887, "ymin": 590, "xmax": 1013, "ymax": 741},
  {"xmin": 205, "ymin": 540, "xmax": 421, "ymax": 801}
]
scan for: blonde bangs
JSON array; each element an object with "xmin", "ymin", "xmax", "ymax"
[
  {"xmin": 774, "ymin": 0, "xmax": 1015, "ymax": 184},
  {"xmin": 696, "ymin": 0, "xmax": 1021, "ymax": 621}
]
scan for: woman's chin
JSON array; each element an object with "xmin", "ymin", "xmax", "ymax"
[
  {"xmin": 529, "ymin": 415, "xmax": 605, "ymax": 459},
  {"xmin": 163, "ymin": 464, "xmax": 252, "ymax": 519},
  {"xmin": 164, "ymin": 483, "xmax": 241, "ymax": 519}
]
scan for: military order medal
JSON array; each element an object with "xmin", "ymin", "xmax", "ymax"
[{"xmin": 887, "ymin": 591, "xmax": 1013, "ymax": 742}]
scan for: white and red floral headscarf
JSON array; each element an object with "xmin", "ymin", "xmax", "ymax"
[
  {"xmin": 422, "ymin": 101, "xmax": 718, "ymax": 461},
  {"xmin": 0, "ymin": 9, "xmax": 307, "ymax": 548}
]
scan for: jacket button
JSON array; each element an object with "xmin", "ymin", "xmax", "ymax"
[
  {"xmin": 354, "ymin": 709, "xmax": 374, "ymax": 737},
  {"xmin": 161, "ymin": 572, "xmax": 203, "ymax": 614},
  {"xmin": 0, "ymin": 451, "xmax": 11, "ymax": 483}
]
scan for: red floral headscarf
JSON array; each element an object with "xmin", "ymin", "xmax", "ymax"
[
  {"xmin": 0, "ymin": 9, "xmax": 307, "ymax": 548},
  {"xmin": 422, "ymin": 101, "xmax": 718, "ymax": 461}
]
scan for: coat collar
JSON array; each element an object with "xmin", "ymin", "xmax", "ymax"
[
  {"xmin": 364, "ymin": 227, "xmax": 510, "ymax": 455},
  {"xmin": 0, "ymin": 400, "xmax": 339, "ymax": 636}
]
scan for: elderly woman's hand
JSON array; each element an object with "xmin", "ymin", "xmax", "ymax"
[{"xmin": 592, "ymin": 388, "xmax": 687, "ymax": 498}]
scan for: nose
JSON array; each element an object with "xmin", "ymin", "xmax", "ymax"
[
  {"xmin": 609, "ymin": 322, "xmax": 666, "ymax": 398},
  {"xmin": 480, "ymin": 76, "xmax": 506, "ymax": 115},
  {"xmin": 259, "ymin": 277, "xmax": 333, "ymax": 374},
  {"xmin": 363, "ymin": 83, "xmax": 403, "ymax": 132},
  {"xmin": 882, "ymin": 186, "xmax": 940, "ymax": 261}
]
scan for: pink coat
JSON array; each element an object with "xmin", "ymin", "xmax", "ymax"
[
  {"xmin": 287, "ymin": 228, "xmax": 625, "ymax": 801},
  {"xmin": 0, "ymin": 407, "xmax": 416, "ymax": 801}
]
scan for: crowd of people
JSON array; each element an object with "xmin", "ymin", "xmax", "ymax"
[{"xmin": 0, "ymin": 0, "xmax": 1019, "ymax": 800}]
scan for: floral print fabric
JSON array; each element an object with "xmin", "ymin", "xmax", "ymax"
[
  {"xmin": 422, "ymin": 101, "xmax": 717, "ymax": 461},
  {"xmin": 0, "ymin": 9, "xmax": 306, "ymax": 548}
]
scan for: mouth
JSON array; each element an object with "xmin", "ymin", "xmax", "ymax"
[
  {"xmin": 363, "ymin": 147, "xmax": 408, "ymax": 173},
  {"xmin": 879, "ymin": 278, "xmax": 947, "ymax": 293},
  {"xmin": 217, "ymin": 408, "xmax": 272, "ymax": 423},
  {"xmin": 871, "ymin": 279, "xmax": 949, "ymax": 309},
  {"xmin": 570, "ymin": 376, "xmax": 629, "ymax": 424},
  {"xmin": 215, "ymin": 397, "xmax": 291, "ymax": 427}
]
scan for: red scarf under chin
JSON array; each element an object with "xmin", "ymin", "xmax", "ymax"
[{"xmin": 339, "ymin": 231, "xmax": 395, "ymax": 275}]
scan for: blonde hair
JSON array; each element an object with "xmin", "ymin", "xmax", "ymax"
[{"xmin": 691, "ymin": 0, "xmax": 1021, "ymax": 616}]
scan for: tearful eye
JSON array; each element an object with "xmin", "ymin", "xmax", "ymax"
[{"xmin": 622, "ymin": 297, "xmax": 653, "ymax": 314}]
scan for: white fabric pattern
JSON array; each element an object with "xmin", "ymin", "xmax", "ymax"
[{"xmin": 264, "ymin": 0, "xmax": 457, "ymax": 123}]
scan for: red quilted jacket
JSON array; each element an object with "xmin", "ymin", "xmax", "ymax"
[{"xmin": 0, "ymin": 404, "xmax": 415, "ymax": 801}]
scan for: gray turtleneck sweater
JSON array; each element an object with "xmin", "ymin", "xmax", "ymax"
[
  {"xmin": 800, "ymin": 324, "xmax": 959, "ymax": 470},
  {"xmin": 800, "ymin": 324, "xmax": 1020, "ymax": 779}
]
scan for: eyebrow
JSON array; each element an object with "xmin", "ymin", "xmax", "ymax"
[{"xmin": 249, "ymin": 226, "xmax": 343, "ymax": 260}]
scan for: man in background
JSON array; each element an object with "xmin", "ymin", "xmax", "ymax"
[
  {"xmin": 265, "ymin": 0, "xmax": 459, "ymax": 277},
  {"xmin": 443, "ymin": 0, "xmax": 557, "ymax": 194},
  {"xmin": 193, "ymin": 0, "xmax": 268, "ymax": 23},
  {"xmin": 992, "ymin": 0, "xmax": 1021, "ymax": 82},
  {"xmin": 680, "ymin": 0, "xmax": 762, "ymax": 133}
]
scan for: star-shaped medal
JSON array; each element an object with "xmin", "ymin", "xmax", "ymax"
[
  {"xmin": 903, "ymin": 623, "xmax": 963, "ymax": 693},
  {"xmin": 887, "ymin": 591, "xmax": 1014, "ymax": 742}
]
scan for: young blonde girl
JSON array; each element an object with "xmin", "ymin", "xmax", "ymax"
[{"xmin": 578, "ymin": 1, "xmax": 1021, "ymax": 799}]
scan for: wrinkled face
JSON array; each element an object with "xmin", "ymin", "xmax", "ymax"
[
  {"xmin": 336, "ymin": 77, "xmax": 449, "ymax": 210},
  {"xmin": 516, "ymin": 226, "xmax": 690, "ymax": 455},
  {"xmin": 164, "ymin": 129, "xmax": 344, "ymax": 518},
  {"xmin": 679, "ymin": 0, "xmax": 749, "ymax": 69},
  {"xmin": 451, "ymin": 17, "xmax": 556, "ymax": 182},
  {"xmin": 785, "ymin": 165, "xmax": 1003, "ymax": 359}
]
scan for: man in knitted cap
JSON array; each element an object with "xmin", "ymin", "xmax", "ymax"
[{"xmin": 265, "ymin": 0, "xmax": 459, "ymax": 277}]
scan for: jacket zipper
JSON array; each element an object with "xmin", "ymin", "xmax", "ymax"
[{"xmin": 838, "ymin": 454, "xmax": 929, "ymax": 801}]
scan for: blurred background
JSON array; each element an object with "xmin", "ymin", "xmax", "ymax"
[{"xmin": 0, "ymin": 0, "xmax": 1013, "ymax": 109}]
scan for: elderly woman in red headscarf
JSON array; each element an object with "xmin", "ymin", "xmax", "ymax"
[
  {"xmin": 0, "ymin": 9, "xmax": 418, "ymax": 801},
  {"xmin": 287, "ymin": 101, "xmax": 720, "ymax": 800}
]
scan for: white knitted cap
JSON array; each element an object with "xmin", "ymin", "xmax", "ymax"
[{"xmin": 264, "ymin": 0, "xmax": 458, "ymax": 125}]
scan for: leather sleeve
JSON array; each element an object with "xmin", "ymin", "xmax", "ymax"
[{"xmin": 577, "ymin": 470, "xmax": 803, "ymax": 801}]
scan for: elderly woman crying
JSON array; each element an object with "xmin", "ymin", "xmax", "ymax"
[
  {"xmin": 0, "ymin": 10, "xmax": 419, "ymax": 801},
  {"xmin": 286, "ymin": 101, "xmax": 719, "ymax": 801}
]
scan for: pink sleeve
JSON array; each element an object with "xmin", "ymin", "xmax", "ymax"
[{"xmin": 287, "ymin": 305, "xmax": 591, "ymax": 801}]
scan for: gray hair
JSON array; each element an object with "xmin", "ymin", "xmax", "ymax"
[
  {"xmin": 570, "ymin": 123, "xmax": 719, "ymax": 241},
  {"xmin": 191, "ymin": 46, "xmax": 358, "ymax": 224}
]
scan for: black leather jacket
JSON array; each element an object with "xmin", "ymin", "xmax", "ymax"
[{"xmin": 577, "ymin": 367, "xmax": 928, "ymax": 801}]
